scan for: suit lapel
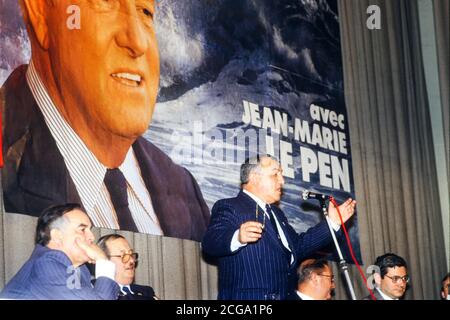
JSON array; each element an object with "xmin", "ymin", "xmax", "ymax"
[
  {"xmin": 257, "ymin": 205, "xmax": 283, "ymax": 248},
  {"xmin": 270, "ymin": 206, "xmax": 296, "ymax": 256},
  {"xmin": 2, "ymin": 65, "xmax": 82, "ymax": 214},
  {"xmin": 132, "ymin": 138, "xmax": 191, "ymax": 239},
  {"xmin": 238, "ymin": 191, "xmax": 289, "ymax": 252}
]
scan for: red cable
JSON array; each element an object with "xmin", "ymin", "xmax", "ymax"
[{"xmin": 329, "ymin": 196, "xmax": 377, "ymax": 301}]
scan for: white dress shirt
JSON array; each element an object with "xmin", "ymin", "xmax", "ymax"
[
  {"xmin": 26, "ymin": 60, "xmax": 163, "ymax": 234},
  {"xmin": 231, "ymin": 190, "xmax": 294, "ymax": 263},
  {"xmin": 119, "ymin": 284, "xmax": 135, "ymax": 295},
  {"xmin": 296, "ymin": 290, "xmax": 315, "ymax": 300},
  {"xmin": 231, "ymin": 189, "xmax": 341, "ymax": 263},
  {"xmin": 95, "ymin": 260, "xmax": 116, "ymax": 281},
  {"xmin": 376, "ymin": 288, "xmax": 398, "ymax": 300}
]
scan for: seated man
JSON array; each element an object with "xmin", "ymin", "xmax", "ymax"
[
  {"xmin": 2, "ymin": 0, "xmax": 210, "ymax": 241},
  {"xmin": 440, "ymin": 272, "xmax": 450, "ymax": 300},
  {"xmin": 202, "ymin": 155, "xmax": 356, "ymax": 300},
  {"xmin": 98, "ymin": 234, "xmax": 157, "ymax": 300},
  {"xmin": 364, "ymin": 253, "xmax": 409, "ymax": 300},
  {"xmin": 295, "ymin": 258, "xmax": 335, "ymax": 300},
  {"xmin": 0, "ymin": 204, "xmax": 119, "ymax": 300}
]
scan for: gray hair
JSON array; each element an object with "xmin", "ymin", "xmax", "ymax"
[
  {"xmin": 240, "ymin": 154, "xmax": 276, "ymax": 185},
  {"xmin": 97, "ymin": 234, "xmax": 126, "ymax": 256},
  {"xmin": 49, "ymin": 215, "xmax": 70, "ymax": 232},
  {"xmin": 35, "ymin": 203, "xmax": 82, "ymax": 246},
  {"xmin": 297, "ymin": 258, "xmax": 329, "ymax": 284}
]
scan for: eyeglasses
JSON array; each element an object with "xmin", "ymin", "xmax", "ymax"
[
  {"xmin": 255, "ymin": 203, "xmax": 266, "ymax": 229},
  {"xmin": 109, "ymin": 252, "xmax": 139, "ymax": 263},
  {"xmin": 318, "ymin": 274, "xmax": 335, "ymax": 282},
  {"xmin": 385, "ymin": 275, "xmax": 410, "ymax": 284}
]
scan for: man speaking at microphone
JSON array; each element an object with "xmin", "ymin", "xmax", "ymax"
[{"xmin": 202, "ymin": 155, "xmax": 356, "ymax": 300}]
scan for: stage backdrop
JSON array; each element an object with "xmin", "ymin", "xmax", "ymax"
[{"xmin": 0, "ymin": 0, "xmax": 360, "ymax": 261}]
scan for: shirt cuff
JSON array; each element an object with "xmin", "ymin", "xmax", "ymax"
[
  {"xmin": 230, "ymin": 229, "xmax": 247, "ymax": 252},
  {"xmin": 95, "ymin": 260, "xmax": 116, "ymax": 281},
  {"xmin": 329, "ymin": 219, "xmax": 341, "ymax": 232}
]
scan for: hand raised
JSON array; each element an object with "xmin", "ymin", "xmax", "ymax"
[
  {"xmin": 328, "ymin": 198, "xmax": 356, "ymax": 225},
  {"xmin": 75, "ymin": 238, "xmax": 108, "ymax": 263},
  {"xmin": 238, "ymin": 221, "xmax": 263, "ymax": 244}
]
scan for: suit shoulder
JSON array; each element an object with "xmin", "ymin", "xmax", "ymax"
[
  {"xmin": 212, "ymin": 195, "xmax": 241, "ymax": 209},
  {"xmin": 36, "ymin": 248, "xmax": 72, "ymax": 267},
  {"xmin": 134, "ymin": 137, "xmax": 191, "ymax": 177},
  {"xmin": 2, "ymin": 65, "xmax": 36, "ymax": 145},
  {"xmin": 132, "ymin": 283, "xmax": 155, "ymax": 292},
  {"xmin": 131, "ymin": 283, "xmax": 155, "ymax": 297},
  {"xmin": 2, "ymin": 65, "xmax": 28, "ymax": 94}
]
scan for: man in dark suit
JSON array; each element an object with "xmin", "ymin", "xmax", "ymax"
[
  {"xmin": 295, "ymin": 258, "xmax": 335, "ymax": 300},
  {"xmin": 97, "ymin": 234, "xmax": 158, "ymax": 300},
  {"xmin": 0, "ymin": 203, "xmax": 119, "ymax": 300},
  {"xmin": 1, "ymin": 0, "xmax": 209, "ymax": 241},
  {"xmin": 202, "ymin": 155, "xmax": 356, "ymax": 300},
  {"xmin": 363, "ymin": 253, "xmax": 409, "ymax": 300}
]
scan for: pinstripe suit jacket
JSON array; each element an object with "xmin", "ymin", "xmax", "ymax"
[
  {"xmin": 0, "ymin": 244, "xmax": 119, "ymax": 300},
  {"xmin": 202, "ymin": 191, "xmax": 335, "ymax": 300},
  {"xmin": 1, "ymin": 65, "xmax": 210, "ymax": 241}
]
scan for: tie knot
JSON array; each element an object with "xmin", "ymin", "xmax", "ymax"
[
  {"xmin": 122, "ymin": 286, "xmax": 132, "ymax": 296},
  {"xmin": 265, "ymin": 204, "xmax": 272, "ymax": 214}
]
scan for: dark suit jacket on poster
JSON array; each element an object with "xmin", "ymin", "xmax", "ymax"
[
  {"xmin": 1, "ymin": 65, "xmax": 210, "ymax": 241},
  {"xmin": 202, "ymin": 191, "xmax": 337, "ymax": 300},
  {"xmin": 0, "ymin": 244, "xmax": 119, "ymax": 300},
  {"xmin": 118, "ymin": 284, "xmax": 157, "ymax": 300}
]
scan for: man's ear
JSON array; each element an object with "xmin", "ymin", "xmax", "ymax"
[
  {"xmin": 22, "ymin": 0, "xmax": 50, "ymax": 50},
  {"xmin": 310, "ymin": 273, "xmax": 320, "ymax": 287},
  {"xmin": 49, "ymin": 228, "xmax": 63, "ymax": 245},
  {"xmin": 373, "ymin": 273, "xmax": 382, "ymax": 287},
  {"xmin": 248, "ymin": 172, "xmax": 259, "ymax": 185}
]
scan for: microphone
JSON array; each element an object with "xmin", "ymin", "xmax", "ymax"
[{"xmin": 302, "ymin": 190, "xmax": 331, "ymax": 201}]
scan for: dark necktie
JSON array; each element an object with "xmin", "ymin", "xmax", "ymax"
[
  {"xmin": 122, "ymin": 286, "xmax": 133, "ymax": 296},
  {"xmin": 265, "ymin": 204, "xmax": 291, "ymax": 255},
  {"xmin": 104, "ymin": 168, "xmax": 138, "ymax": 232},
  {"xmin": 265, "ymin": 204, "xmax": 280, "ymax": 236}
]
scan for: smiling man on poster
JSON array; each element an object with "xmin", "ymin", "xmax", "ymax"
[{"xmin": 1, "ymin": 0, "xmax": 209, "ymax": 241}]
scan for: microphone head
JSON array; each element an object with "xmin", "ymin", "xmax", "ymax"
[{"xmin": 302, "ymin": 190, "xmax": 309, "ymax": 201}]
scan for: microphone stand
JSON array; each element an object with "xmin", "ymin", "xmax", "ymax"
[{"xmin": 319, "ymin": 198, "xmax": 357, "ymax": 300}]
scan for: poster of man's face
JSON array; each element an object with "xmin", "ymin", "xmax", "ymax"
[{"xmin": 1, "ymin": 0, "xmax": 361, "ymax": 259}]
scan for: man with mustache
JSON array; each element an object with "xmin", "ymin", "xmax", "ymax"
[
  {"xmin": 98, "ymin": 234, "xmax": 158, "ymax": 300},
  {"xmin": 1, "ymin": 0, "xmax": 209, "ymax": 241}
]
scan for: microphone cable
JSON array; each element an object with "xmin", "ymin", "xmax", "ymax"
[{"xmin": 329, "ymin": 196, "xmax": 377, "ymax": 301}]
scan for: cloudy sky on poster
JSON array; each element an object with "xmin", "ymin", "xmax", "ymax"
[{"xmin": 0, "ymin": 0, "xmax": 361, "ymax": 260}]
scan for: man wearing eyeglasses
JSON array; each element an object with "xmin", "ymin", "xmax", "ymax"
[
  {"xmin": 364, "ymin": 253, "xmax": 409, "ymax": 300},
  {"xmin": 97, "ymin": 234, "xmax": 157, "ymax": 300},
  {"xmin": 295, "ymin": 258, "xmax": 335, "ymax": 300}
]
